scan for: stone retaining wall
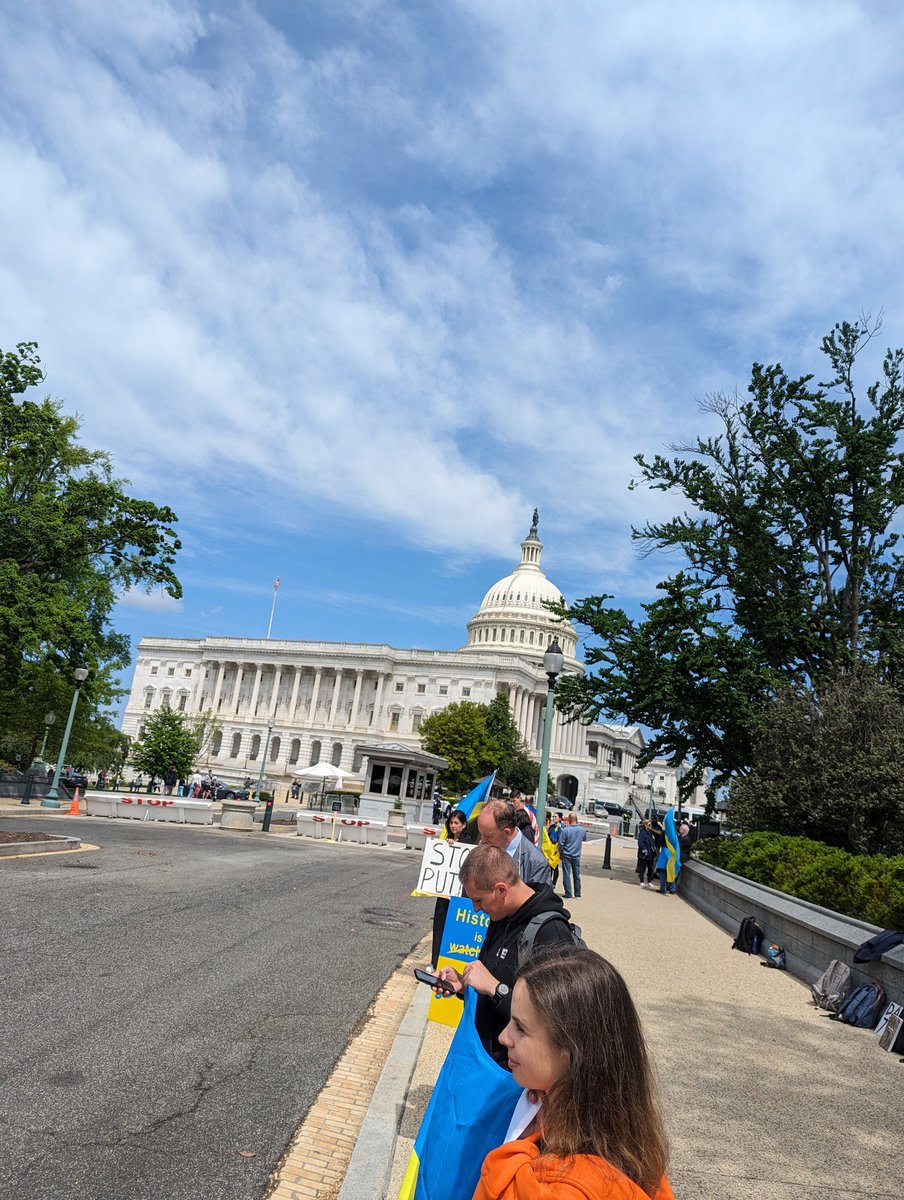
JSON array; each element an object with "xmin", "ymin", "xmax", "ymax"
[{"xmin": 682, "ymin": 859, "xmax": 904, "ymax": 1007}]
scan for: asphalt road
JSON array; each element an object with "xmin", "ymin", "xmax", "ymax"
[{"xmin": 0, "ymin": 818, "xmax": 426, "ymax": 1200}]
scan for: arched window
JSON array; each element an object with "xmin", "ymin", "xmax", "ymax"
[
  {"xmin": 331, "ymin": 741, "xmax": 342, "ymax": 767},
  {"xmin": 249, "ymin": 733, "xmax": 261, "ymax": 760},
  {"xmin": 529, "ymin": 631, "xmax": 535, "ymax": 644},
  {"xmin": 309, "ymin": 740, "xmax": 321, "ymax": 766},
  {"xmin": 289, "ymin": 738, "xmax": 301, "ymax": 765},
  {"xmin": 519, "ymin": 629, "xmax": 525, "ymax": 642},
  {"xmin": 269, "ymin": 735, "xmax": 281, "ymax": 761},
  {"xmin": 211, "ymin": 731, "xmax": 222, "ymax": 756},
  {"xmin": 230, "ymin": 732, "xmax": 241, "ymax": 757}
]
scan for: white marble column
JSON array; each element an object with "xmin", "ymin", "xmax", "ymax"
[
  {"xmin": 328, "ymin": 670, "xmax": 343, "ymax": 725},
  {"xmin": 211, "ymin": 662, "xmax": 226, "ymax": 712},
  {"xmin": 308, "ymin": 669, "xmax": 322, "ymax": 722},
  {"xmin": 229, "ymin": 664, "xmax": 243, "ymax": 713},
  {"xmin": 270, "ymin": 666, "xmax": 283, "ymax": 717},
  {"xmin": 372, "ymin": 673, "xmax": 385, "ymax": 728},
  {"xmin": 348, "ymin": 671, "xmax": 363, "ymax": 727},
  {"xmin": 288, "ymin": 666, "xmax": 302, "ymax": 720},
  {"xmin": 248, "ymin": 665, "xmax": 263, "ymax": 717}
]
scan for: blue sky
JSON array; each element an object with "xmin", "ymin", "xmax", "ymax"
[{"xmin": 4, "ymin": 1, "xmax": 904, "ymax": 704}]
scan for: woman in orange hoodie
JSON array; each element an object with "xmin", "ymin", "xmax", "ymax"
[{"xmin": 471, "ymin": 946, "xmax": 674, "ymax": 1200}]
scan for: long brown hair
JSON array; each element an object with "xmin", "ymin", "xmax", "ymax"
[{"xmin": 517, "ymin": 945, "xmax": 669, "ymax": 1196}]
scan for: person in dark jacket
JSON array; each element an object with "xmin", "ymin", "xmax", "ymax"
[
  {"xmin": 636, "ymin": 819, "xmax": 656, "ymax": 887},
  {"xmin": 436, "ymin": 845, "xmax": 576, "ymax": 1064},
  {"xmin": 675, "ymin": 822, "xmax": 694, "ymax": 892}
]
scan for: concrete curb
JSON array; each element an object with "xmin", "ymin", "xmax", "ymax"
[
  {"xmin": 0, "ymin": 835, "xmax": 82, "ymax": 856},
  {"xmin": 337, "ymin": 977, "xmax": 430, "ymax": 1200}
]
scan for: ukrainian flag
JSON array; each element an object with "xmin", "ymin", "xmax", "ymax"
[
  {"xmin": 662, "ymin": 807, "xmax": 681, "ymax": 884},
  {"xmin": 457, "ymin": 771, "xmax": 496, "ymax": 821},
  {"xmin": 397, "ymin": 987, "xmax": 521, "ymax": 1200}
]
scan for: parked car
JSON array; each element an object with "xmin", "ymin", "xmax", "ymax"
[
  {"xmin": 210, "ymin": 781, "xmax": 251, "ymax": 801},
  {"xmin": 59, "ymin": 767, "xmax": 89, "ymax": 790},
  {"xmin": 599, "ymin": 802, "xmax": 631, "ymax": 820}
]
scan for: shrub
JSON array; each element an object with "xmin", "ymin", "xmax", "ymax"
[{"xmin": 693, "ymin": 832, "xmax": 904, "ymax": 926}]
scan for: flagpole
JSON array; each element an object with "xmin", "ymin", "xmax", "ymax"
[{"xmin": 266, "ymin": 577, "xmax": 280, "ymax": 639}]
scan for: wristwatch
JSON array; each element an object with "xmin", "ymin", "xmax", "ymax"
[{"xmin": 493, "ymin": 982, "xmax": 510, "ymax": 1005}]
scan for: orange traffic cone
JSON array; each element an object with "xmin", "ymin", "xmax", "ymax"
[{"xmin": 66, "ymin": 786, "xmax": 81, "ymax": 816}]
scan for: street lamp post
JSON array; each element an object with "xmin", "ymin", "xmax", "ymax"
[
  {"xmin": 648, "ymin": 772, "xmax": 655, "ymax": 818},
  {"xmin": 534, "ymin": 639, "xmax": 565, "ymax": 831},
  {"xmin": 22, "ymin": 713, "xmax": 58, "ymax": 806},
  {"xmin": 37, "ymin": 711, "xmax": 57, "ymax": 765},
  {"xmin": 43, "ymin": 668, "xmax": 89, "ymax": 808},
  {"xmin": 257, "ymin": 719, "xmax": 276, "ymax": 833}
]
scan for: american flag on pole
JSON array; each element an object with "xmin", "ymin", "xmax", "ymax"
[{"xmin": 273, "ymin": 577, "xmax": 281, "ymax": 590}]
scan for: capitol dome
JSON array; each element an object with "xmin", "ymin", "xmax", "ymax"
[{"xmin": 463, "ymin": 513, "xmax": 579, "ymax": 664}]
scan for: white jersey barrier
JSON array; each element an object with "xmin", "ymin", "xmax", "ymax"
[
  {"xmin": 406, "ymin": 824, "xmax": 441, "ymax": 851},
  {"xmin": 296, "ymin": 811, "xmax": 388, "ymax": 845},
  {"xmin": 85, "ymin": 793, "xmax": 214, "ymax": 825}
]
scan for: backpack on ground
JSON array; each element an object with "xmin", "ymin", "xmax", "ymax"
[
  {"xmin": 519, "ymin": 911, "xmax": 587, "ymax": 962},
  {"xmin": 762, "ymin": 944, "xmax": 787, "ymax": 970},
  {"xmin": 811, "ymin": 959, "xmax": 854, "ymax": 1013},
  {"xmin": 731, "ymin": 915, "xmax": 764, "ymax": 955},
  {"xmin": 835, "ymin": 981, "xmax": 887, "ymax": 1028}
]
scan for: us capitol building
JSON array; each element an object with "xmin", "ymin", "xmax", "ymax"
[{"xmin": 121, "ymin": 516, "xmax": 699, "ymax": 811}]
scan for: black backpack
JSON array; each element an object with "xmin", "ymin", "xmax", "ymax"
[
  {"xmin": 731, "ymin": 915, "xmax": 764, "ymax": 955},
  {"xmin": 518, "ymin": 911, "xmax": 587, "ymax": 962}
]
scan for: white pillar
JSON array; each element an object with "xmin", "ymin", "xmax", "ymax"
[
  {"xmin": 248, "ymin": 665, "xmax": 263, "ymax": 717},
  {"xmin": 211, "ymin": 662, "xmax": 226, "ymax": 712},
  {"xmin": 270, "ymin": 666, "xmax": 283, "ymax": 717},
  {"xmin": 372, "ymin": 673, "xmax": 385, "ymax": 728},
  {"xmin": 328, "ymin": 669, "xmax": 343, "ymax": 726},
  {"xmin": 349, "ymin": 671, "xmax": 364, "ymax": 727},
  {"xmin": 288, "ymin": 666, "xmax": 302, "ymax": 720},
  {"xmin": 229, "ymin": 664, "xmax": 243, "ymax": 713},
  {"xmin": 308, "ymin": 669, "xmax": 322, "ymax": 722}
]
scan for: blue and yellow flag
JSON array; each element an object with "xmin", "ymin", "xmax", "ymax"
[
  {"xmin": 662, "ymin": 807, "xmax": 681, "ymax": 884},
  {"xmin": 397, "ymin": 987, "xmax": 521, "ymax": 1200},
  {"xmin": 457, "ymin": 771, "xmax": 496, "ymax": 821}
]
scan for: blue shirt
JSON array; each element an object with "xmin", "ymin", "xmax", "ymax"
[{"xmin": 557, "ymin": 824, "xmax": 587, "ymax": 857}]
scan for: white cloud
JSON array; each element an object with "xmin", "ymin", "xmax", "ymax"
[
  {"xmin": 118, "ymin": 587, "xmax": 184, "ymax": 613},
  {"xmin": 2, "ymin": 0, "xmax": 904, "ymax": 604}
]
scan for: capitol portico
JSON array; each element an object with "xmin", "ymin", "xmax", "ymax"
[{"xmin": 121, "ymin": 517, "xmax": 699, "ymax": 810}]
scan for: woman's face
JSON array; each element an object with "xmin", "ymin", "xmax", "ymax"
[
  {"xmin": 500, "ymin": 981, "xmax": 568, "ymax": 1093},
  {"xmin": 449, "ymin": 814, "xmax": 467, "ymax": 839}
]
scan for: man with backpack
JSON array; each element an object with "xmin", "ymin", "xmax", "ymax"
[{"xmin": 436, "ymin": 845, "xmax": 581, "ymax": 1064}]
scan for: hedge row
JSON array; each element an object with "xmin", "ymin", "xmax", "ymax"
[{"xmin": 693, "ymin": 832, "xmax": 904, "ymax": 928}]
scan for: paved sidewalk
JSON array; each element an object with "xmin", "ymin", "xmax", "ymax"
[{"xmin": 364, "ymin": 838, "xmax": 904, "ymax": 1200}]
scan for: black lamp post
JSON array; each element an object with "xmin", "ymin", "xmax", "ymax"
[
  {"xmin": 43, "ymin": 667, "xmax": 89, "ymax": 808},
  {"xmin": 534, "ymin": 638, "xmax": 565, "ymax": 830}
]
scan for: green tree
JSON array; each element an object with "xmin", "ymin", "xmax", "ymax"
[
  {"xmin": 556, "ymin": 318, "xmax": 904, "ymax": 790},
  {"xmin": 485, "ymin": 692, "xmax": 542, "ymax": 794},
  {"xmin": 420, "ymin": 693, "xmax": 543, "ymax": 796},
  {"xmin": 0, "ymin": 342, "xmax": 182, "ymax": 751},
  {"xmin": 420, "ymin": 701, "xmax": 497, "ymax": 794},
  {"xmin": 727, "ymin": 670, "xmax": 904, "ymax": 856},
  {"xmin": 131, "ymin": 707, "xmax": 199, "ymax": 782}
]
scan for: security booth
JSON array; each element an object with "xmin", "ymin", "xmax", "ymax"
[{"xmin": 356, "ymin": 742, "xmax": 448, "ymax": 823}]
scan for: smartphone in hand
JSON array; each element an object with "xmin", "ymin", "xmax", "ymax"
[{"xmin": 414, "ymin": 967, "xmax": 456, "ymax": 994}]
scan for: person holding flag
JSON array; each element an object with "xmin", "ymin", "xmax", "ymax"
[{"xmin": 655, "ymin": 807, "xmax": 681, "ymax": 894}]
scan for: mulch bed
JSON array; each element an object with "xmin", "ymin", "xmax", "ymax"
[{"xmin": 0, "ymin": 831, "xmax": 60, "ymax": 844}]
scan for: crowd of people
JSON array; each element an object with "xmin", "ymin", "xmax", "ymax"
[{"xmin": 424, "ymin": 797, "xmax": 676, "ymax": 1199}]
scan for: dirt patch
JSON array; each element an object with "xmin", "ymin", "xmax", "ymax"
[{"xmin": 0, "ymin": 831, "xmax": 59, "ymax": 844}]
